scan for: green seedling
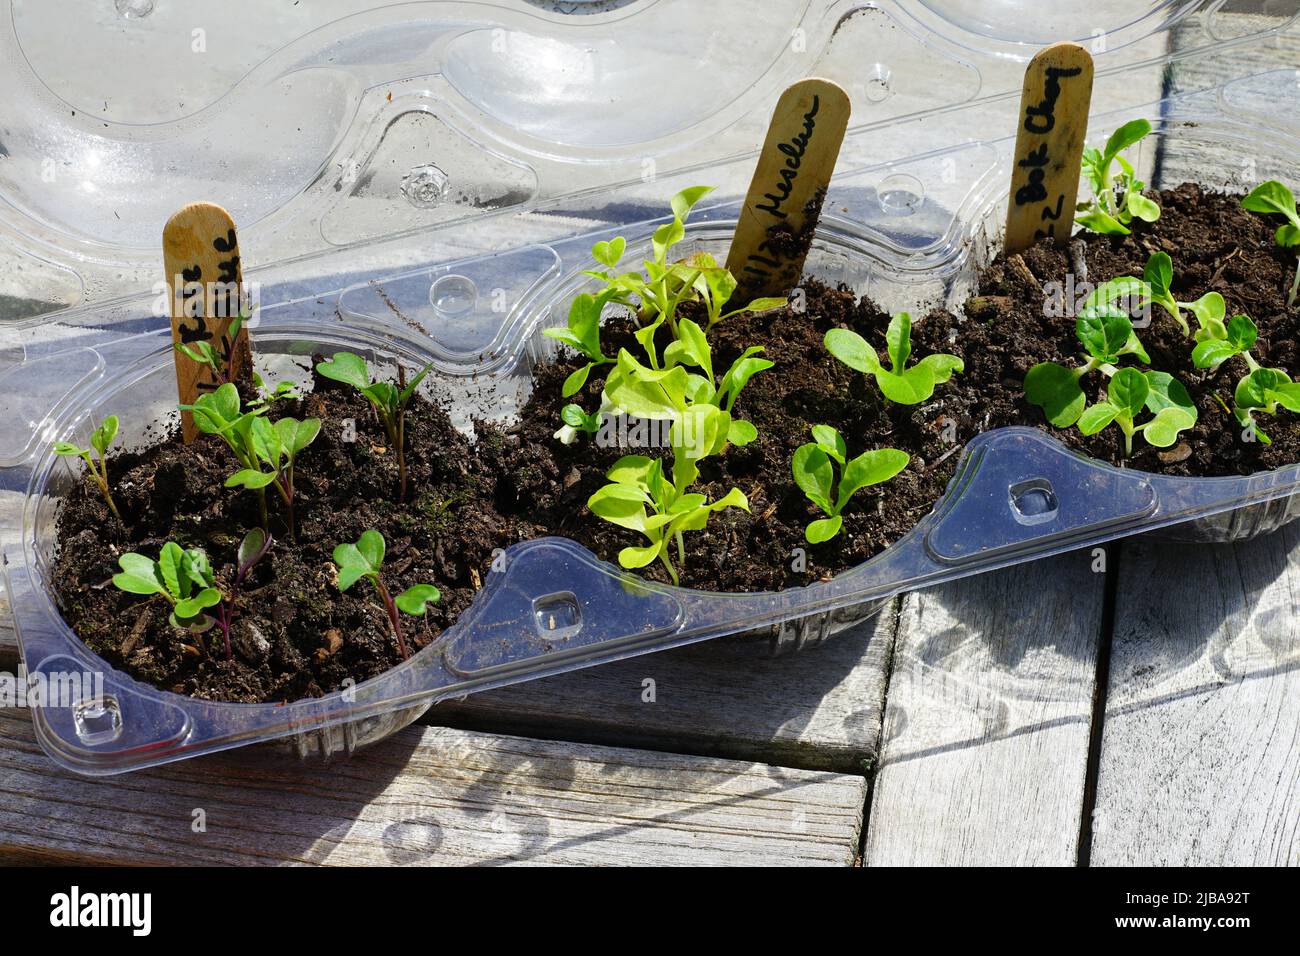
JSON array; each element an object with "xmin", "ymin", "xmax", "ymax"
[
  {"xmin": 586, "ymin": 454, "xmax": 748, "ymax": 585},
  {"xmin": 791, "ymin": 425, "xmax": 909, "ymax": 543},
  {"xmin": 1025, "ymin": 309, "xmax": 1150, "ymax": 426},
  {"xmin": 544, "ymin": 287, "xmax": 617, "ymax": 398},
  {"xmin": 1076, "ymin": 119, "xmax": 1161, "ymax": 235},
  {"xmin": 249, "ymin": 372, "xmax": 300, "ymax": 410},
  {"xmin": 333, "ymin": 529, "xmax": 440, "ymax": 660},
  {"xmin": 1223, "ymin": 367, "xmax": 1300, "ymax": 445},
  {"xmin": 551, "ymin": 188, "xmax": 781, "ymax": 442},
  {"xmin": 112, "ymin": 531, "xmax": 271, "ymax": 661},
  {"xmin": 1240, "ymin": 180, "xmax": 1300, "ymax": 306},
  {"xmin": 315, "ymin": 351, "xmax": 434, "ymax": 502},
  {"xmin": 824, "ymin": 312, "xmax": 963, "ymax": 404},
  {"xmin": 1191, "ymin": 313, "xmax": 1260, "ymax": 371},
  {"xmin": 1025, "ymin": 305, "xmax": 1196, "ymax": 456},
  {"xmin": 180, "ymin": 383, "xmax": 318, "ymax": 537},
  {"xmin": 53, "ymin": 415, "xmax": 122, "ymax": 523},
  {"xmin": 584, "ymin": 187, "xmax": 783, "ymax": 349},
  {"xmin": 1076, "ymin": 367, "xmax": 1196, "ymax": 458},
  {"xmin": 174, "ymin": 311, "xmax": 246, "ymax": 385},
  {"xmin": 225, "ymin": 416, "xmax": 320, "ymax": 539},
  {"xmin": 1128, "ymin": 252, "xmax": 1224, "ymax": 338}
]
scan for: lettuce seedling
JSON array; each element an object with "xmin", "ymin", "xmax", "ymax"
[
  {"xmin": 316, "ymin": 351, "xmax": 434, "ymax": 502},
  {"xmin": 1240, "ymin": 180, "xmax": 1300, "ymax": 306},
  {"xmin": 792, "ymin": 425, "xmax": 909, "ymax": 543},
  {"xmin": 544, "ymin": 288, "xmax": 617, "ymax": 397},
  {"xmin": 1076, "ymin": 119, "xmax": 1161, "ymax": 235},
  {"xmin": 586, "ymin": 454, "xmax": 747, "ymax": 584},
  {"xmin": 53, "ymin": 414, "xmax": 122, "ymax": 523},
  {"xmin": 333, "ymin": 529, "xmax": 440, "ymax": 660},
  {"xmin": 584, "ymin": 187, "xmax": 783, "ymax": 347},
  {"xmin": 1076, "ymin": 367, "xmax": 1196, "ymax": 457},
  {"xmin": 1226, "ymin": 367, "xmax": 1300, "ymax": 444},
  {"xmin": 824, "ymin": 312, "xmax": 963, "ymax": 404}
]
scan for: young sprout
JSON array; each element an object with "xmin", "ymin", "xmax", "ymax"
[
  {"xmin": 586, "ymin": 455, "xmax": 748, "ymax": 585},
  {"xmin": 174, "ymin": 311, "xmax": 247, "ymax": 385},
  {"xmin": 824, "ymin": 312, "xmax": 963, "ymax": 404},
  {"xmin": 1098, "ymin": 252, "xmax": 1224, "ymax": 338},
  {"xmin": 1240, "ymin": 180, "xmax": 1300, "ymax": 306},
  {"xmin": 584, "ymin": 187, "xmax": 783, "ymax": 351},
  {"xmin": 550, "ymin": 188, "xmax": 782, "ymax": 443},
  {"xmin": 332, "ymin": 529, "xmax": 440, "ymax": 660},
  {"xmin": 1191, "ymin": 313, "xmax": 1259, "ymax": 371},
  {"xmin": 792, "ymin": 425, "xmax": 909, "ymax": 543},
  {"xmin": 1076, "ymin": 119, "xmax": 1161, "ymax": 235},
  {"xmin": 315, "ymin": 352, "xmax": 434, "ymax": 503},
  {"xmin": 225, "ymin": 416, "xmax": 320, "ymax": 540},
  {"xmin": 53, "ymin": 415, "xmax": 122, "ymax": 523},
  {"xmin": 249, "ymin": 372, "xmax": 300, "ymax": 410},
  {"xmin": 181, "ymin": 383, "xmax": 318, "ymax": 538},
  {"xmin": 1223, "ymin": 367, "xmax": 1300, "ymax": 445},
  {"xmin": 1025, "ymin": 310, "xmax": 1150, "ymax": 426},
  {"xmin": 1076, "ymin": 367, "xmax": 1196, "ymax": 458},
  {"xmin": 544, "ymin": 287, "xmax": 617, "ymax": 398}
]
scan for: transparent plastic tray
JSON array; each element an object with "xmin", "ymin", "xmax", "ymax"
[
  {"xmin": 7, "ymin": 72, "xmax": 1300, "ymax": 773},
  {"xmin": 1, "ymin": 1, "xmax": 1293, "ymax": 316}
]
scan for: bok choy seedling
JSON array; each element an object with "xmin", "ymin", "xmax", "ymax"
[
  {"xmin": 1076, "ymin": 119, "xmax": 1161, "ymax": 235},
  {"xmin": 1240, "ymin": 180, "xmax": 1300, "ymax": 307}
]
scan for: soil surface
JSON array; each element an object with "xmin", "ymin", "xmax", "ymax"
[
  {"xmin": 53, "ymin": 183, "xmax": 1300, "ymax": 702},
  {"xmin": 54, "ymin": 369, "xmax": 507, "ymax": 704}
]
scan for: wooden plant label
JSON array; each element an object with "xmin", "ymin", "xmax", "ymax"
[
  {"xmin": 726, "ymin": 77, "xmax": 850, "ymax": 298},
  {"xmin": 1004, "ymin": 42, "xmax": 1094, "ymax": 254},
  {"xmin": 162, "ymin": 202, "xmax": 252, "ymax": 441}
]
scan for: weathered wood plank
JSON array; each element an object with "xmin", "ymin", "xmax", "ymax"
[
  {"xmin": 0, "ymin": 710, "xmax": 865, "ymax": 866},
  {"xmin": 435, "ymin": 605, "xmax": 897, "ymax": 772},
  {"xmin": 1090, "ymin": 530, "xmax": 1300, "ymax": 866},
  {"xmin": 863, "ymin": 552, "xmax": 1106, "ymax": 865}
]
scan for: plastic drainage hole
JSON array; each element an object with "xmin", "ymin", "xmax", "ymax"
[
  {"xmin": 430, "ymin": 274, "xmax": 478, "ymax": 316},
  {"xmin": 73, "ymin": 695, "xmax": 122, "ymax": 745},
  {"xmin": 1009, "ymin": 479, "xmax": 1059, "ymax": 526},
  {"xmin": 861, "ymin": 65, "xmax": 893, "ymax": 103},
  {"xmin": 878, "ymin": 173, "xmax": 924, "ymax": 216},
  {"xmin": 533, "ymin": 593, "xmax": 582, "ymax": 640},
  {"xmin": 115, "ymin": 0, "xmax": 154, "ymax": 18},
  {"xmin": 402, "ymin": 164, "xmax": 450, "ymax": 208}
]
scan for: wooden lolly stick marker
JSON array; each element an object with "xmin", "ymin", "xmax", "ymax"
[
  {"xmin": 1004, "ymin": 42, "xmax": 1094, "ymax": 254},
  {"xmin": 726, "ymin": 77, "xmax": 850, "ymax": 298},
  {"xmin": 163, "ymin": 202, "xmax": 252, "ymax": 441}
]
